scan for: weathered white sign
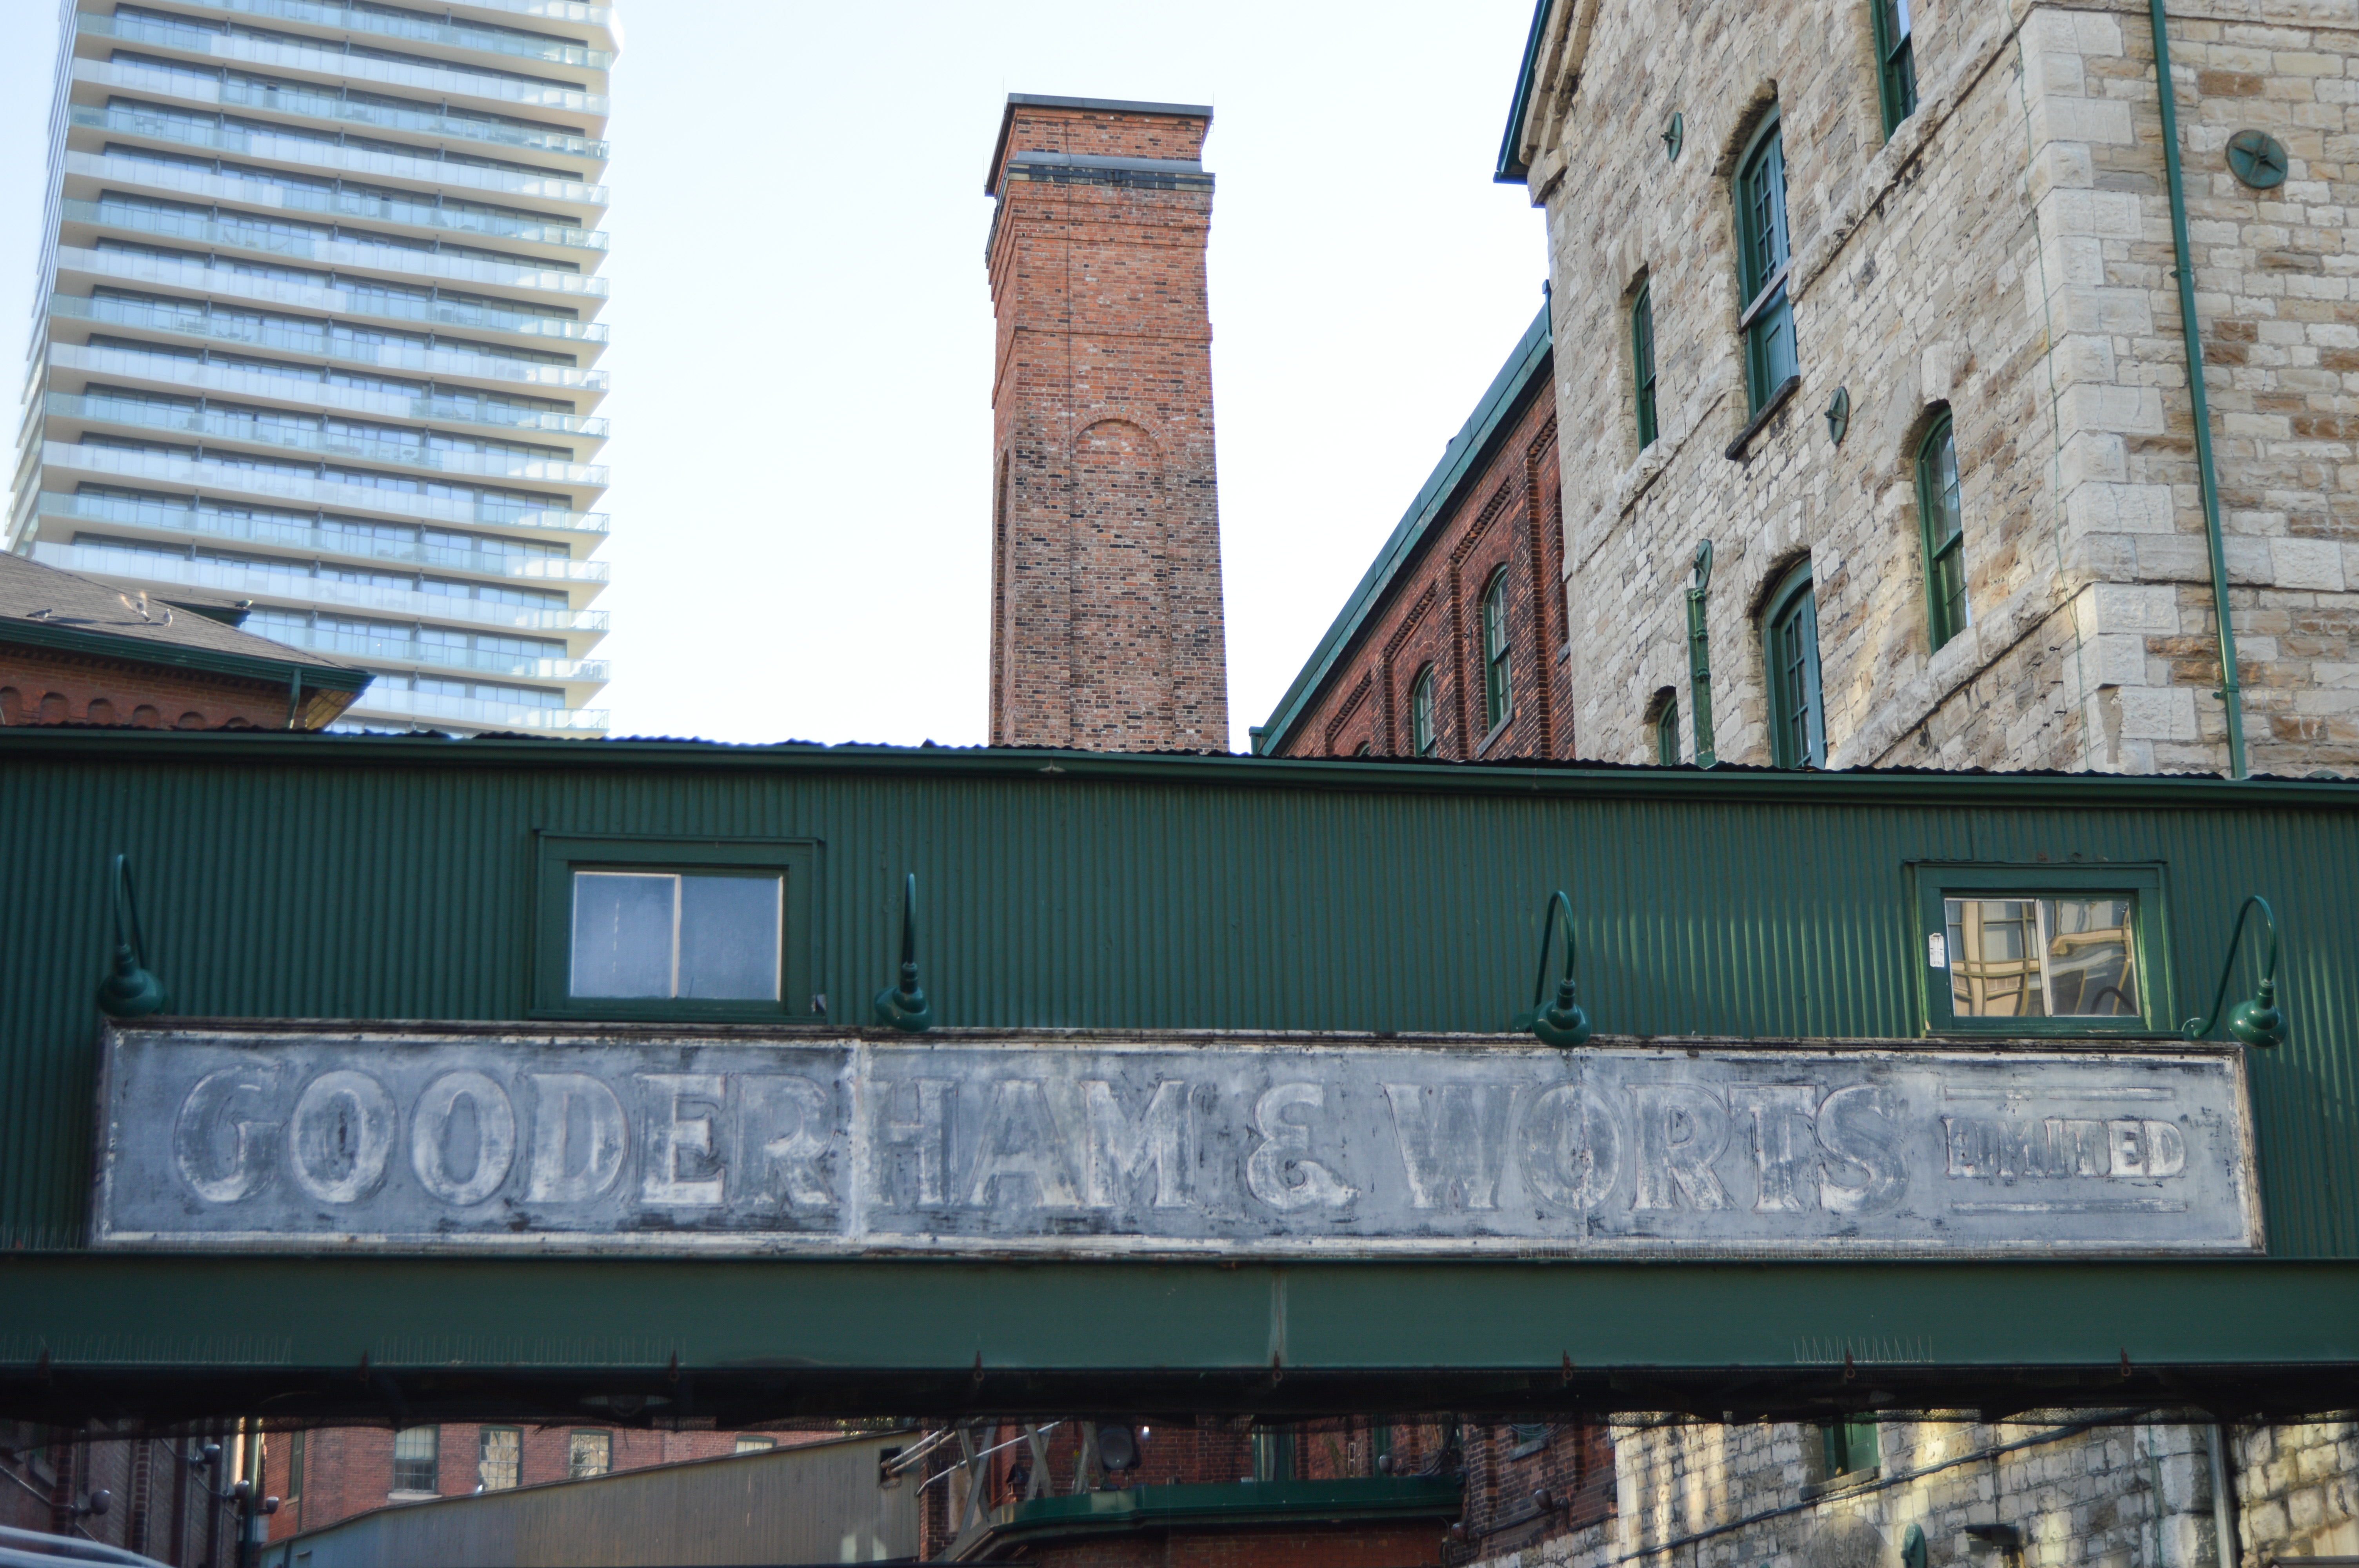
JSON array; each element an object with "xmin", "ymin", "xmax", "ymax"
[{"xmin": 92, "ymin": 1025, "xmax": 2263, "ymax": 1256}]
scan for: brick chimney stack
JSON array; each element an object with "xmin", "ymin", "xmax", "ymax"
[{"xmin": 983, "ymin": 94, "xmax": 1228, "ymax": 752}]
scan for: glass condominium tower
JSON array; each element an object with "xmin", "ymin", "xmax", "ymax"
[{"xmin": 9, "ymin": 0, "xmax": 615, "ymax": 735}]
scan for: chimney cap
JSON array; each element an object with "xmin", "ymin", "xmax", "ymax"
[{"xmin": 987, "ymin": 93, "xmax": 1214, "ymax": 195}]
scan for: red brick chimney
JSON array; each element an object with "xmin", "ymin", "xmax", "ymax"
[{"xmin": 983, "ymin": 94, "xmax": 1228, "ymax": 752}]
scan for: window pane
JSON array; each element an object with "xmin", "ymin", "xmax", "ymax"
[
  {"xmin": 1656, "ymin": 699, "xmax": 1680, "ymax": 765},
  {"xmin": 1946, "ymin": 896, "xmax": 2138, "ymax": 1017},
  {"xmin": 571, "ymin": 872, "xmax": 675, "ymax": 998},
  {"xmin": 567, "ymin": 1430, "xmax": 611, "ymax": 1479},
  {"xmin": 734, "ymin": 1435, "xmax": 778, "ymax": 1455},
  {"xmin": 677, "ymin": 874, "xmax": 783, "ymax": 1000},
  {"xmin": 392, "ymin": 1425, "xmax": 439, "ymax": 1492},
  {"xmin": 478, "ymin": 1427, "xmax": 520, "ymax": 1492}
]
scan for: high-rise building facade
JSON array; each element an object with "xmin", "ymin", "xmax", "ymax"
[{"xmin": 9, "ymin": 0, "xmax": 615, "ymax": 736}]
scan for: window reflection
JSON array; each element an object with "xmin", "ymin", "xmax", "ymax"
[{"xmin": 1944, "ymin": 896, "xmax": 2137, "ymax": 1017}]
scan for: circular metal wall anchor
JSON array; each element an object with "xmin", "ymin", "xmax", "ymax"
[
  {"xmin": 2227, "ymin": 129, "xmax": 2288, "ymax": 189},
  {"xmin": 1825, "ymin": 385, "xmax": 1851, "ymax": 446},
  {"xmin": 1663, "ymin": 112, "xmax": 1684, "ymax": 162}
]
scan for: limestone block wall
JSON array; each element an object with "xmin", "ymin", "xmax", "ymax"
[{"xmin": 1512, "ymin": 0, "xmax": 2359, "ymax": 776}]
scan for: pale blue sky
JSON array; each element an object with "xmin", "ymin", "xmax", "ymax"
[{"xmin": 0, "ymin": 1, "xmax": 1548, "ymax": 749}]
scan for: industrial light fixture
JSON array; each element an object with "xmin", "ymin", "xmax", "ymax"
[
  {"xmin": 873, "ymin": 873, "xmax": 936, "ymax": 1032},
  {"xmin": 2183, "ymin": 895, "xmax": 2286, "ymax": 1049},
  {"xmin": 1512, "ymin": 889, "xmax": 1592, "ymax": 1047},
  {"xmin": 95, "ymin": 853, "xmax": 168, "ymax": 1020},
  {"xmin": 1096, "ymin": 1424, "xmax": 1139, "ymax": 1473}
]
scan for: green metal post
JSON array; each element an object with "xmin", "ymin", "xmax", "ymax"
[{"xmin": 2148, "ymin": 0, "xmax": 2248, "ymax": 779}]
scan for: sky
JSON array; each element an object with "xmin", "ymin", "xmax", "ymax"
[{"xmin": 0, "ymin": 0, "xmax": 1549, "ymax": 750}]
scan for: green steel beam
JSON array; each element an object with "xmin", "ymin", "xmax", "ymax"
[{"xmin": 3, "ymin": 1256, "xmax": 2356, "ymax": 1424}]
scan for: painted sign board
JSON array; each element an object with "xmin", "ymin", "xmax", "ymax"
[{"xmin": 93, "ymin": 1025, "xmax": 2263, "ymax": 1257}]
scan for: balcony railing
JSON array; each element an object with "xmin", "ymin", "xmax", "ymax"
[
  {"xmin": 251, "ymin": 622, "xmax": 603, "ymax": 681},
  {"xmin": 153, "ymin": 0, "xmax": 615, "ymax": 73},
  {"xmin": 60, "ymin": 245, "xmax": 609, "ymax": 343},
  {"xmin": 73, "ymin": 107, "xmax": 609, "ymax": 207},
  {"xmin": 76, "ymin": 13, "xmax": 612, "ymax": 117},
  {"xmin": 48, "ymin": 293, "xmax": 610, "ymax": 391},
  {"xmin": 43, "ymin": 441, "xmax": 609, "ymax": 534},
  {"xmin": 33, "ymin": 491, "xmax": 610, "ymax": 582},
  {"xmin": 29, "ymin": 541, "xmax": 607, "ymax": 635},
  {"xmin": 346, "ymin": 685, "xmax": 608, "ymax": 732},
  {"xmin": 47, "ymin": 392, "xmax": 607, "ymax": 487},
  {"xmin": 78, "ymin": 58, "xmax": 610, "ymax": 162},
  {"xmin": 50, "ymin": 342, "xmax": 608, "ymax": 439},
  {"xmin": 63, "ymin": 196, "xmax": 606, "ymax": 299}
]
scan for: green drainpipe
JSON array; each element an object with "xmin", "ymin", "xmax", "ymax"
[{"xmin": 2148, "ymin": 0, "xmax": 2248, "ymax": 779}]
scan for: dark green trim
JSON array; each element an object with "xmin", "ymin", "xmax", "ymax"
[
  {"xmin": 1873, "ymin": 0, "xmax": 1919, "ymax": 139},
  {"xmin": 532, "ymin": 834, "xmax": 820, "ymax": 1023},
  {"xmin": 0, "ymin": 616, "xmax": 370, "ymax": 693},
  {"xmin": 0, "ymin": 728, "xmax": 2352, "ymax": 808},
  {"xmin": 1258, "ymin": 307, "xmax": 1552, "ymax": 755},
  {"xmin": 1911, "ymin": 863, "xmax": 2174, "ymax": 1037},
  {"xmin": 1763, "ymin": 559, "xmax": 1824, "ymax": 769},
  {"xmin": 967, "ymin": 1477, "xmax": 1463, "ymax": 1555},
  {"xmin": 1632, "ymin": 280, "xmax": 1659, "ymax": 448},
  {"xmin": 1916, "ymin": 410, "xmax": 1968, "ymax": 651},
  {"xmin": 1494, "ymin": 0, "xmax": 1557, "ymax": 183}
]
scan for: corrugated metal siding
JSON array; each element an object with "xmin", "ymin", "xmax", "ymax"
[
  {"xmin": 2, "ymin": 736, "xmax": 2355, "ymax": 1255},
  {"xmin": 256, "ymin": 1430, "xmax": 919, "ymax": 1568}
]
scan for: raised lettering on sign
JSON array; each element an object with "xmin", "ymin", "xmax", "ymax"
[{"xmin": 92, "ymin": 1029, "xmax": 2260, "ymax": 1257}]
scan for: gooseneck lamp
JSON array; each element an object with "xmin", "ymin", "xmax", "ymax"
[
  {"xmin": 95, "ymin": 853, "xmax": 169, "ymax": 1020},
  {"xmin": 2183, "ymin": 894, "xmax": 2285, "ymax": 1049},
  {"xmin": 872, "ymin": 873, "xmax": 936, "ymax": 1033},
  {"xmin": 1512, "ymin": 889, "xmax": 1592, "ymax": 1047}
]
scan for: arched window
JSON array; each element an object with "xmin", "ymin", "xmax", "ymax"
[
  {"xmin": 1763, "ymin": 559, "xmax": 1825, "ymax": 768},
  {"xmin": 1410, "ymin": 665, "xmax": 1438, "ymax": 757},
  {"xmin": 1735, "ymin": 111, "xmax": 1797, "ymax": 414},
  {"xmin": 1631, "ymin": 279, "xmax": 1659, "ymax": 449},
  {"xmin": 1916, "ymin": 409, "xmax": 1968, "ymax": 650},
  {"xmin": 1873, "ymin": 0, "xmax": 1918, "ymax": 138},
  {"xmin": 1654, "ymin": 693, "xmax": 1681, "ymax": 765},
  {"xmin": 1352, "ymin": 740, "xmax": 1372, "ymax": 757},
  {"xmin": 1481, "ymin": 570, "xmax": 1513, "ymax": 733}
]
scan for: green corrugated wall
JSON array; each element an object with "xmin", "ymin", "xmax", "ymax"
[{"xmin": 2, "ymin": 731, "xmax": 2354, "ymax": 1256}]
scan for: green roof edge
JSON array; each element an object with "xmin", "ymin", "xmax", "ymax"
[
  {"xmin": 963, "ymin": 1477, "xmax": 1464, "ymax": 1555},
  {"xmin": 0, "ymin": 617, "xmax": 373, "ymax": 693},
  {"xmin": 1494, "ymin": 0, "xmax": 1556, "ymax": 183},
  {"xmin": 1255, "ymin": 303, "xmax": 1552, "ymax": 756}
]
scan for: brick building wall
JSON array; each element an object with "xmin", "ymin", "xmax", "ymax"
[
  {"xmin": 1508, "ymin": 0, "xmax": 2359, "ymax": 776},
  {"xmin": 1267, "ymin": 348, "xmax": 1572, "ymax": 762},
  {"xmin": 4, "ymin": 1421, "xmax": 246, "ymax": 1568},
  {"xmin": 985, "ymin": 94, "xmax": 1229, "ymax": 753},
  {"xmin": 262, "ymin": 1422, "xmax": 835, "ymax": 1543},
  {"xmin": 0, "ymin": 647, "xmax": 340, "ymax": 731}
]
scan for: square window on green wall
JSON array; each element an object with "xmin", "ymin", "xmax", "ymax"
[
  {"xmin": 1909, "ymin": 862, "xmax": 2173, "ymax": 1037},
  {"xmin": 534, "ymin": 834, "xmax": 820, "ymax": 1021}
]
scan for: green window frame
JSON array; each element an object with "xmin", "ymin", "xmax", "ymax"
[
  {"xmin": 1763, "ymin": 559, "xmax": 1824, "ymax": 768},
  {"xmin": 1632, "ymin": 281, "xmax": 1659, "ymax": 448},
  {"xmin": 1410, "ymin": 664, "xmax": 1438, "ymax": 757},
  {"xmin": 1736, "ymin": 111, "xmax": 1797, "ymax": 414},
  {"xmin": 1916, "ymin": 410, "xmax": 1968, "ymax": 651},
  {"xmin": 1481, "ymin": 570, "xmax": 1513, "ymax": 734},
  {"xmin": 534, "ymin": 834, "xmax": 819, "ymax": 1021},
  {"xmin": 1252, "ymin": 1428, "xmax": 1296, "ymax": 1483},
  {"xmin": 1873, "ymin": 0, "xmax": 1919, "ymax": 138},
  {"xmin": 567, "ymin": 1430, "xmax": 611, "ymax": 1479},
  {"xmin": 1654, "ymin": 694, "xmax": 1681, "ymax": 765},
  {"xmin": 478, "ymin": 1426, "xmax": 521, "ymax": 1492},
  {"xmin": 1910, "ymin": 862, "xmax": 2174, "ymax": 1037},
  {"xmin": 1821, "ymin": 1421, "xmax": 1879, "ymax": 1479}
]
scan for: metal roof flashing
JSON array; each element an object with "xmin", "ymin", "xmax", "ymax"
[
  {"xmin": 985, "ymin": 92, "xmax": 1215, "ymax": 195},
  {"xmin": 1257, "ymin": 304, "xmax": 1554, "ymax": 754},
  {"xmin": 1495, "ymin": 0, "xmax": 1558, "ymax": 183}
]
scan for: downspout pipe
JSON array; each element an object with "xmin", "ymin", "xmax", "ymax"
[
  {"xmin": 2148, "ymin": 0, "xmax": 2248, "ymax": 779},
  {"xmin": 2208, "ymin": 1425, "xmax": 2242, "ymax": 1568}
]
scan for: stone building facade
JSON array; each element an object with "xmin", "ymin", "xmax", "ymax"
[
  {"xmin": 985, "ymin": 94, "xmax": 1229, "ymax": 753},
  {"xmin": 1256, "ymin": 309, "xmax": 1573, "ymax": 761},
  {"xmin": 1505, "ymin": 0, "xmax": 2358, "ymax": 777}
]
